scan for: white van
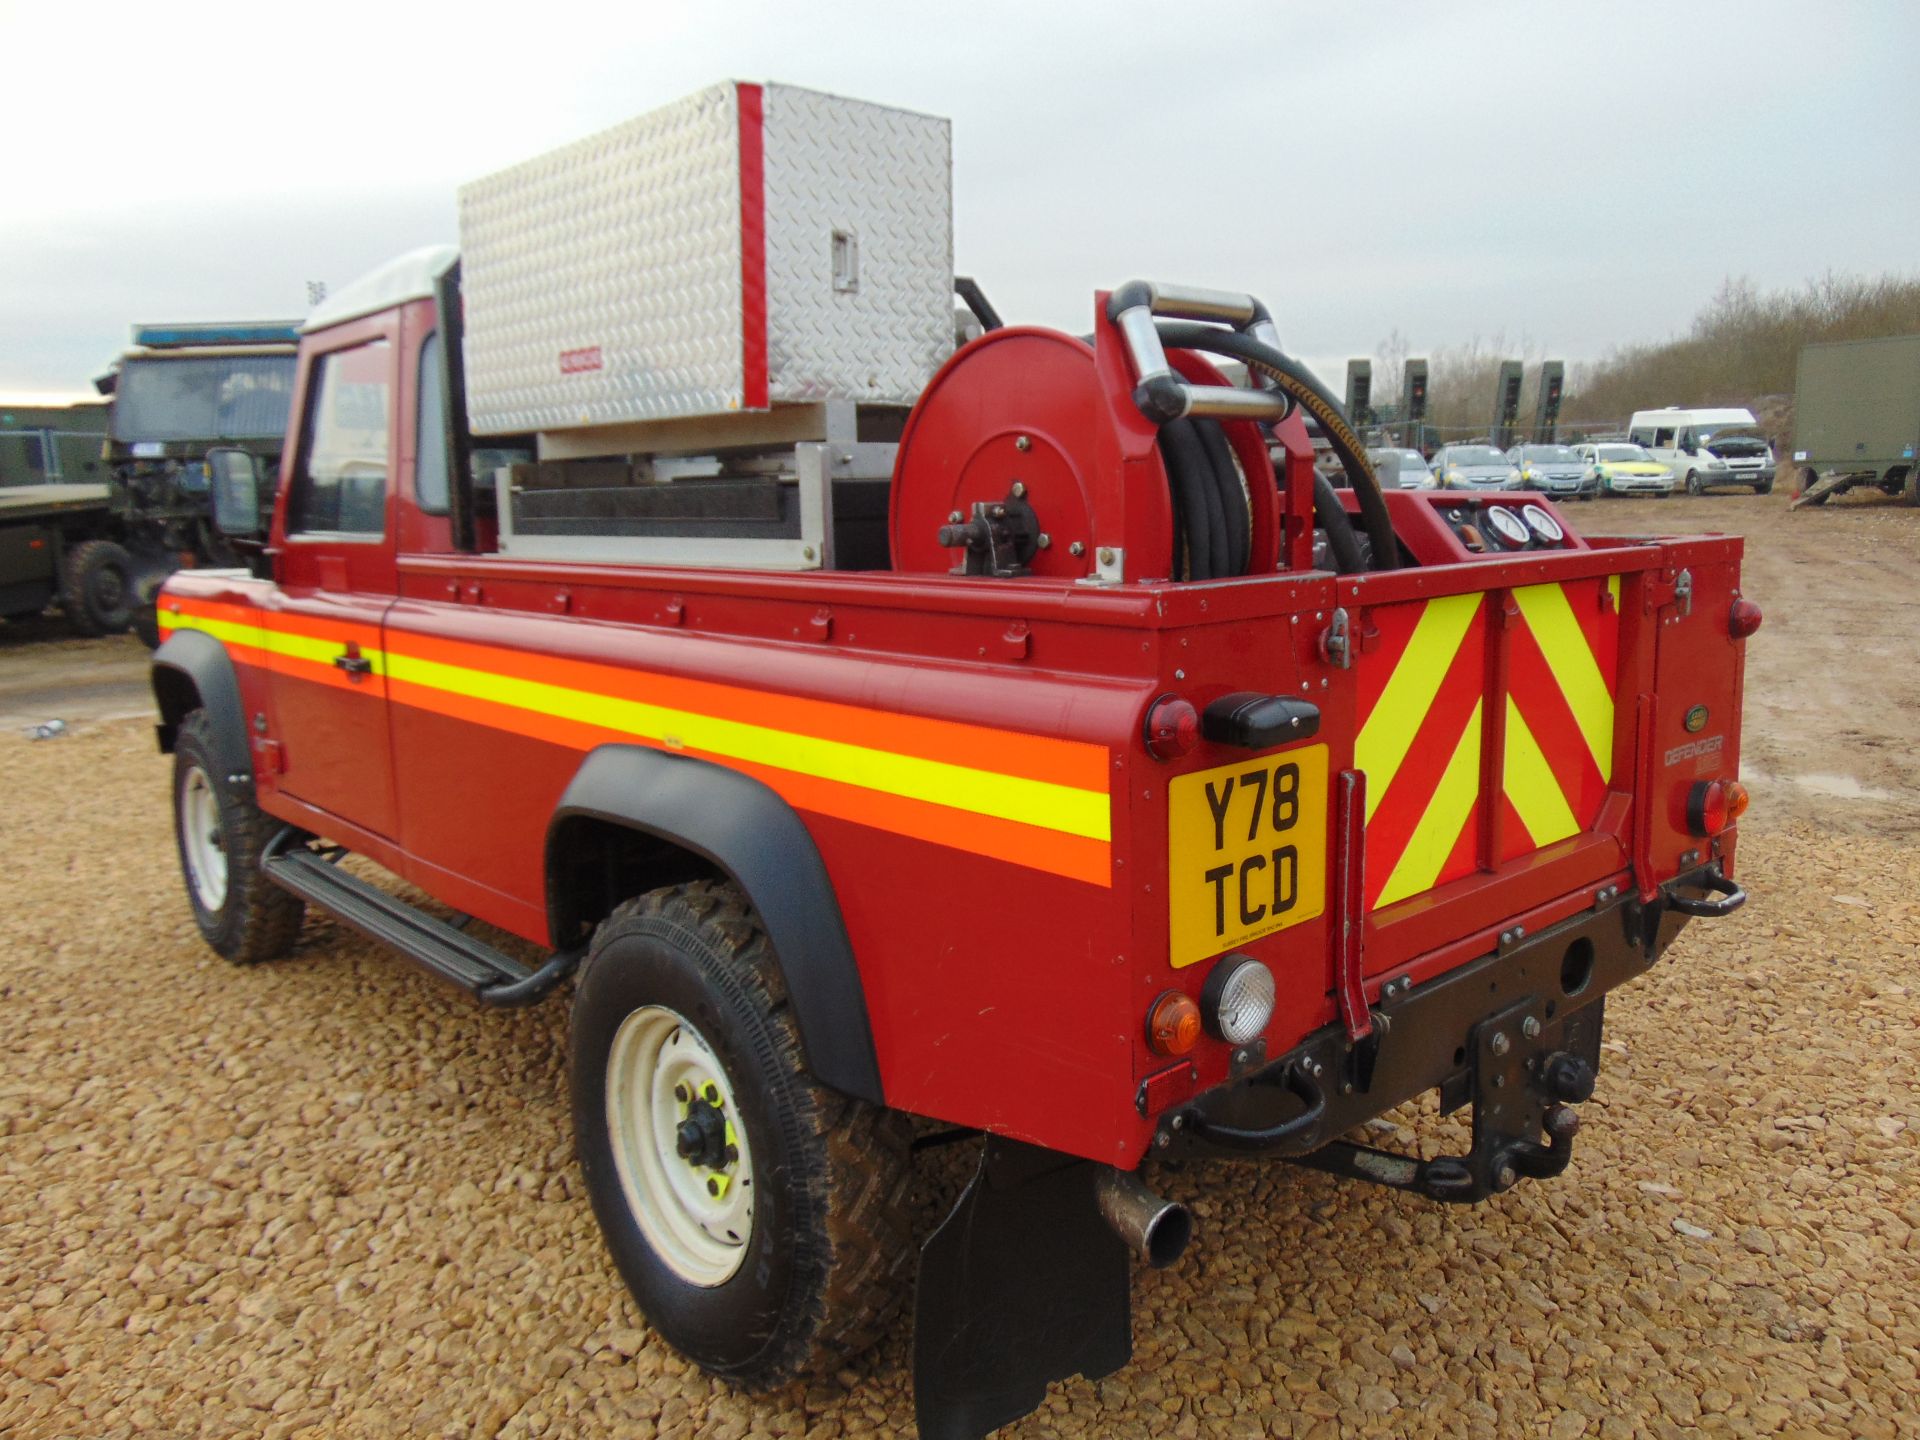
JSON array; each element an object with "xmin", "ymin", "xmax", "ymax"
[{"xmin": 1627, "ymin": 407, "xmax": 1775, "ymax": 495}]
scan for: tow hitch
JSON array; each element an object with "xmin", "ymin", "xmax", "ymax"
[
  {"xmin": 1289, "ymin": 1007, "xmax": 1597, "ymax": 1203},
  {"xmin": 1158, "ymin": 894, "xmax": 1646, "ymax": 1196}
]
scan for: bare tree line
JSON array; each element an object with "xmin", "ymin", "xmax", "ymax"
[{"xmin": 1367, "ymin": 272, "xmax": 1920, "ymax": 436}]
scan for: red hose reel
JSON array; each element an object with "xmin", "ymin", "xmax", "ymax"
[{"xmin": 889, "ymin": 292, "xmax": 1318, "ymax": 583}]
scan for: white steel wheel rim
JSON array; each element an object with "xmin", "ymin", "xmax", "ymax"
[
  {"xmin": 179, "ymin": 765, "xmax": 228, "ymax": 913},
  {"xmin": 605, "ymin": 1004, "xmax": 755, "ymax": 1287}
]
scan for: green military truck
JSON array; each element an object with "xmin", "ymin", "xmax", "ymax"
[
  {"xmin": 0, "ymin": 399, "xmax": 111, "ymax": 486},
  {"xmin": 1790, "ymin": 334, "xmax": 1920, "ymax": 508},
  {"xmin": 0, "ymin": 482, "xmax": 132, "ymax": 634},
  {"xmin": 99, "ymin": 321, "xmax": 300, "ymax": 638}
]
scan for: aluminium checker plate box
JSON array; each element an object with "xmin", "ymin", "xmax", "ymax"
[{"xmin": 458, "ymin": 81, "xmax": 953, "ymax": 439}]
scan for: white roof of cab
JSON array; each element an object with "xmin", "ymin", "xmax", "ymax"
[{"xmin": 303, "ymin": 245, "xmax": 458, "ymax": 334}]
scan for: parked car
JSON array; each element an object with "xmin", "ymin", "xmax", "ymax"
[
  {"xmin": 1505, "ymin": 443, "xmax": 1596, "ymax": 500},
  {"xmin": 1627, "ymin": 407, "xmax": 1774, "ymax": 494},
  {"xmin": 1367, "ymin": 447, "xmax": 1436, "ymax": 488},
  {"xmin": 1576, "ymin": 442, "xmax": 1678, "ymax": 497},
  {"xmin": 1430, "ymin": 443, "xmax": 1519, "ymax": 490}
]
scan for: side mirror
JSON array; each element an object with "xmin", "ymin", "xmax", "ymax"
[{"xmin": 208, "ymin": 448, "xmax": 264, "ymax": 537}]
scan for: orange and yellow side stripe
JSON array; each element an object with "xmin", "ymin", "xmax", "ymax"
[{"xmin": 158, "ymin": 598, "xmax": 1114, "ymax": 887}]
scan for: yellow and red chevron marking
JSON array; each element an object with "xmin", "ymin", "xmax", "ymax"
[
  {"xmin": 1500, "ymin": 577, "xmax": 1622, "ymax": 859},
  {"xmin": 1355, "ymin": 592, "xmax": 1488, "ymax": 910},
  {"xmin": 1354, "ymin": 579, "xmax": 1623, "ymax": 911},
  {"xmin": 157, "ymin": 598, "xmax": 1114, "ymax": 887}
]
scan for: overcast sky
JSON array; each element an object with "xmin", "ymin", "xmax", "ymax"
[{"xmin": 3, "ymin": 0, "xmax": 1916, "ymax": 399}]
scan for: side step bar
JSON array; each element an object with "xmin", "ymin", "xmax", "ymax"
[{"xmin": 262, "ymin": 834, "xmax": 578, "ymax": 1006}]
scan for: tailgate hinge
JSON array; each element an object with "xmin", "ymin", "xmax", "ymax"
[
  {"xmin": 1320, "ymin": 606, "xmax": 1353, "ymax": 669},
  {"xmin": 1644, "ymin": 567, "xmax": 1693, "ymax": 618},
  {"xmin": 1333, "ymin": 769, "xmax": 1372, "ymax": 1043}
]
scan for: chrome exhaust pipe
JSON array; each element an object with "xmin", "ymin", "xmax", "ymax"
[{"xmin": 1095, "ymin": 1167, "xmax": 1193, "ymax": 1269}]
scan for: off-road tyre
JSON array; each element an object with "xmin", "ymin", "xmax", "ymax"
[
  {"xmin": 129, "ymin": 568, "xmax": 172, "ymax": 649},
  {"xmin": 131, "ymin": 604, "xmax": 163, "ymax": 649},
  {"xmin": 571, "ymin": 881, "xmax": 914, "ymax": 1391},
  {"xmin": 60, "ymin": 539, "xmax": 134, "ymax": 636},
  {"xmin": 172, "ymin": 710, "xmax": 305, "ymax": 964}
]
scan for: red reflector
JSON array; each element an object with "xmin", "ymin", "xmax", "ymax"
[
  {"xmin": 1136, "ymin": 1060, "xmax": 1198, "ymax": 1116},
  {"xmin": 1729, "ymin": 597, "xmax": 1763, "ymax": 638},
  {"xmin": 1143, "ymin": 694, "xmax": 1199, "ymax": 761}
]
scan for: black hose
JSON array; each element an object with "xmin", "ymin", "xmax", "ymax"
[
  {"xmin": 1194, "ymin": 415, "xmax": 1251, "ymax": 576},
  {"xmin": 1314, "ymin": 471, "xmax": 1367, "ymax": 575},
  {"xmin": 1158, "ymin": 417, "xmax": 1216, "ymax": 579},
  {"xmin": 1152, "ymin": 322, "xmax": 1399, "ymax": 571}
]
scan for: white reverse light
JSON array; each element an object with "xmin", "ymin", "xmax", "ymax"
[{"xmin": 1204, "ymin": 955, "xmax": 1276, "ymax": 1045}]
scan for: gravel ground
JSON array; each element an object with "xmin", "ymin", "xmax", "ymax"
[{"xmin": 3, "ymin": 492, "xmax": 1918, "ymax": 1439}]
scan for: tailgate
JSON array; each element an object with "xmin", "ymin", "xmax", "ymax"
[{"xmin": 1343, "ymin": 563, "xmax": 1634, "ymax": 977}]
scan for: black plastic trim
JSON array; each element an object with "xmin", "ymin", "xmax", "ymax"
[
  {"xmin": 1133, "ymin": 374, "xmax": 1189, "ymax": 422},
  {"xmin": 1201, "ymin": 692, "xmax": 1322, "ymax": 748},
  {"xmin": 1105, "ymin": 280, "xmax": 1153, "ymax": 319},
  {"xmin": 150, "ymin": 627, "xmax": 250, "ymax": 777},
  {"xmin": 547, "ymin": 744, "xmax": 883, "ymax": 1104},
  {"xmin": 434, "ymin": 261, "xmax": 476, "ymax": 552},
  {"xmin": 953, "ymin": 276, "xmax": 1003, "ymax": 333}
]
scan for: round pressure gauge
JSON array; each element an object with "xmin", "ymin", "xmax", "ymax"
[
  {"xmin": 1520, "ymin": 503, "xmax": 1565, "ymax": 544},
  {"xmin": 1486, "ymin": 505, "xmax": 1531, "ymax": 549}
]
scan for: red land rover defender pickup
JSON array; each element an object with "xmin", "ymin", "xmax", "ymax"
[{"xmin": 150, "ymin": 84, "xmax": 1755, "ymax": 1440}]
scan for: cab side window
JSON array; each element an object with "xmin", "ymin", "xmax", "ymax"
[
  {"xmin": 1653, "ymin": 427, "xmax": 1675, "ymax": 449},
  {"xmin": 287, "ymin": 340, "xmax": 393, "ymax": 537},
  {"xmin": 415, "ymin": 333, "xmax": 450, "ymax": 515}
]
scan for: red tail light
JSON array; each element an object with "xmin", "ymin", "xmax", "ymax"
[
  {"xmin": 1729, "ymin": 597, "xmax": 1763, "ymax": 638},
  {"xmin": 1143, "ymin": 694, "xmax": 1199, "ymax": 761},
  {"xmin": 1687, "ymin": 779, "xmax": 1749, "ymax": 836}
]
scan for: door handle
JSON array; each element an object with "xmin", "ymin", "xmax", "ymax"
[{"xmin": 333, "ymin": 650, "xmax": 373, "ymax": 679}]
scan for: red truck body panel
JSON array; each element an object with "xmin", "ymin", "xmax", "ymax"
[{"xmin": 157, "ymin": 291, "xmax": 1749, "ymax": 1170}]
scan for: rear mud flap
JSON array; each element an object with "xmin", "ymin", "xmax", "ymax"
[{"xmin": 914, "ymin": 1137, "xmax": 1131, "ymax": 1440}]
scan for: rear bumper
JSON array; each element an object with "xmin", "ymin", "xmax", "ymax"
[{"xmin": 1157, "ymin": 872, "xmax": 1730, "ymax": 1194}]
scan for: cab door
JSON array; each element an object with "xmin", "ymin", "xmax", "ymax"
[{"xmin": 262, "ymin": 315, "xmax": 400, "ymax": 840}]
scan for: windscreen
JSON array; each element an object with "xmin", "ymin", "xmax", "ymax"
[
  {"xmin": 1448, "ymin": 446, "xmax": 1506, "ymax": 466},
  {"xmin": 1521, "ymin": 445, "xmax": 1581, "ymax": 462},
  {"xmin": 1596, "ymin": 444, "xmax": 1652, "ymax": 462},
  {"xmin": 110, "ymin": 355, "xmax": 298, "ymax": 443}
]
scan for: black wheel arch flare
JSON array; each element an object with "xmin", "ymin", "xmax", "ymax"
[
  {"xmin": 150, "ymin": 627, "xmax": 251, "ymax": 779},
  {"xmin": 546, "ymin": 744, "xmax": 884, "ymax": 1105}
]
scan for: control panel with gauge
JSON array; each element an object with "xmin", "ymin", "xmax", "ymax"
[{"xmin": 1333, "ymin": 490, "xmax": 1590, "ymax": 566}]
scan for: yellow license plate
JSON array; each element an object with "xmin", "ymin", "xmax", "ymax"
[{"xmin": 1168, "ymin": 744, "xmax": 1328, "ymax": 969}]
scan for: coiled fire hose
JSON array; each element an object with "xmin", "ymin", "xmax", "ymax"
[{"xmin": 1152, "ymin": 321, "xmax": 1398, "ymax": 573}]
